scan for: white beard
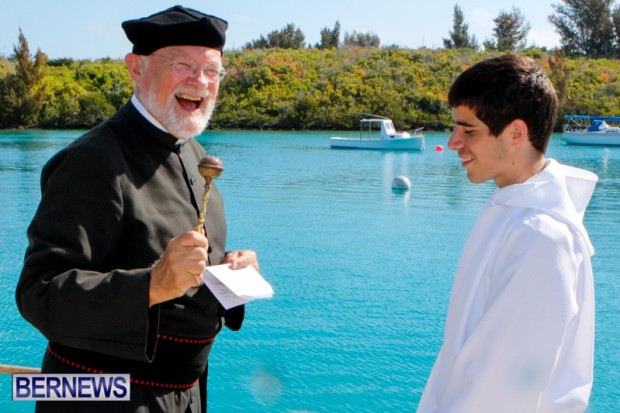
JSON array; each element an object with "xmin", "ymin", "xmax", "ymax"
[{"xmin": 143, "ymin": 88, "xmax": 216, "ymax": 141}]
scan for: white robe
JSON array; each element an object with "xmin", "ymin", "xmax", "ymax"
[{"xmin": 417, "ymin": 159, "xmax": 597, "ymax": 413}]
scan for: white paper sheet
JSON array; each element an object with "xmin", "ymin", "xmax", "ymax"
[{"xmin": 202, "ymin": 264, "xmax": 274, "ymax": 309}]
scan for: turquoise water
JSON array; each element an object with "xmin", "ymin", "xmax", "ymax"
[{"xmin": 0, "ymin": 130, "xmax": 618, "ymax": 412}]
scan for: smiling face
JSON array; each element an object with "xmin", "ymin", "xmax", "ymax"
[
  {"xmin": 448, "ymin": 105, "xmax": 523, "ymax": 188},
  {"xmin": 125, "ymin": 45, "xmax": 222, "ymax": 141}
]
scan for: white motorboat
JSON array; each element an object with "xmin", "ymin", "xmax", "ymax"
[
  {"xmin": 330, "ymin": 115, "xmax": 425, "ymax": 151},
  {"xmin": 561, "ymin": 115, "xmax": 620, "ymax": 146}
]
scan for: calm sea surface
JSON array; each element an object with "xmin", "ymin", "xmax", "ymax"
[{"xmin": 0, "ymin": 129, "xmax": 618, "ymax": 412}]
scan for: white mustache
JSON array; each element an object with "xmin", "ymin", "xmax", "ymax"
[{"xmin": 175, "ymin": 88, "xmax": 211, "ymax": 100}]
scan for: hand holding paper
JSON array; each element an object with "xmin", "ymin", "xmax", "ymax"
[{"xmin": 202, "ymin": 264, "xmax": 274, "ymax": 309}]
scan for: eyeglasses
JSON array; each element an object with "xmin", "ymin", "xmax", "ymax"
[{"xmin": 151, "ymin": 54, "xmax": 226, "ymax": 82}]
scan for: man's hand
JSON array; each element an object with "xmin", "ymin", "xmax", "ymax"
[
  {"xmin": 223, "ymin": 250, "xmax": 259, "ymax": 272},
  {"xmin": 149, "ymin": 231, "xmax": 209, "ymax": 306}
]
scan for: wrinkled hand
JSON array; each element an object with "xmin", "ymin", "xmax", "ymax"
[
  {"xmin": 149, "ymin": 231, "xmax": 208, "ymax": 306},
  {"xmin": 223, "ymin": 250, "xmax": 259, "ymax": 272}
]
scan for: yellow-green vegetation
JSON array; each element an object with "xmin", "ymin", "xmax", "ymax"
[
  {"xmin": 38, "ymin": 59, "xmax": 133, "ymax": 128},
  {"xmin": 1, "ymin": 48, "xmax": 619, "ymax": 130}
]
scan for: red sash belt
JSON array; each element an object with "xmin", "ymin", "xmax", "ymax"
[{"xmin": 47, "ymin": 333, "xmax": 216, "ymax": 389}]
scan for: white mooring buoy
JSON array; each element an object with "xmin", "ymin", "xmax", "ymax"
[{"xmin": 391, "ymin": 175, "xmax": 411, "ymax": 190}]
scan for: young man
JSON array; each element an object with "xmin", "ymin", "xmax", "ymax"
[
  {"xmin": 417, "ymin": 55, "xmax": 597, "ymax": 412},
  {"xmin": 16, "ymin": 6, "xmax": 256, "ymax": 413}
]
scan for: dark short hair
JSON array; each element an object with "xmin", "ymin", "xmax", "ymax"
[{"xmin": 448, "ymin": 54, "xmax": 558, "ymax": 153}]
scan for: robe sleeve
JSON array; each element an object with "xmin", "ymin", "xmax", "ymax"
[
  {"xmin": 436, "ymin": 215, "xmax": 592, "ymax": 412},
  {"xmin": 16, "ymin": 143, "xmax": 157, "ymax": 362}
]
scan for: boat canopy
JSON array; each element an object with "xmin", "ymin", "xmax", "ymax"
[
  {"xmin": 359, "ymin": 118, "xmax": 398, "ymax": 138},
  {"xmin": 564, "ymin": 114, "xmax": 620, "ymax": 122}
]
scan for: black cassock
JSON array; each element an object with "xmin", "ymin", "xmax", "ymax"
[{"xmin": 16, "ymin": 102, "xmax": 244, "ymax": 413}]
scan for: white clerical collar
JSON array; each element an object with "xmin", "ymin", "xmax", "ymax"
[
  {"xmin": 131, "ymin": 95, "xmax": 168, "ymax": 133},
  {"xmin": 131, "ymin": 95, "xmax": 192, "ymax": 145}
]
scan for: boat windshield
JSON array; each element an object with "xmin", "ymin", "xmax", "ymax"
[{"xmin": 588, "ymin": 120, "xmax": 609, "ymax": 131}]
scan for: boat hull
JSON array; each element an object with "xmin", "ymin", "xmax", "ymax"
[
  {"xmin": 561, "ymin": 132, "xmax": 620, "ymax": 146},
  {"xmin": 330, "ymin": 137, "xmax": 425, "ymax": 151}
]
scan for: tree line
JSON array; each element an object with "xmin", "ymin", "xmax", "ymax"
[
  {"xmin": 1, "ymin": 0, "xmax": 619, "ymax": 130},
  {"xmin": 245, "ymin": 0, "xmax": 620, "ymax": 58}
]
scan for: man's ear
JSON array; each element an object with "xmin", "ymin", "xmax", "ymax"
[
  {"xmin": 510, "ymin": 119, "xmax": 529, "ymax": 146},
  {"xmin": 124, "ymin": 53, "xmax": 143, "ymax": 83}
]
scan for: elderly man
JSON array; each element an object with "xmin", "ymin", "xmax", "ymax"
[{"xmin": 16, "ymin": 6, "xmax": 256, "ymax": 413}]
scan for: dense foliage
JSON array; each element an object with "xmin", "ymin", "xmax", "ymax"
[
  {"xmin": 1, "ymin": 47, "xmax": 619, "ymax": 131},
  {"xmin": 0, "ymin": 56, "xmax": 132, "ymax": 129},
  {"xmin": 550, "ymin": 0, "xmax": 620, "ymax": 57},
  {"xmin": 244, "ymin": 23, "xmax": 306, "ymax": 50},
  {"xmin": 0, "ymin": 29, "xmax": 47, "ymax": 127}
]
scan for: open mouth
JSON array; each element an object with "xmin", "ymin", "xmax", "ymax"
[
  {"xmin": 175, "ymin": 93, "xmax": 203, "ymax": 111},
  {"xmin": 461, "ymin": 156, "xmax": 474, "ymax": 167}
]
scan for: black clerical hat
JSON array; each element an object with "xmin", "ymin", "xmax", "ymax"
[{"xmin": 121, "ymin": 5, "xmax": 228, "ymax": 55}]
